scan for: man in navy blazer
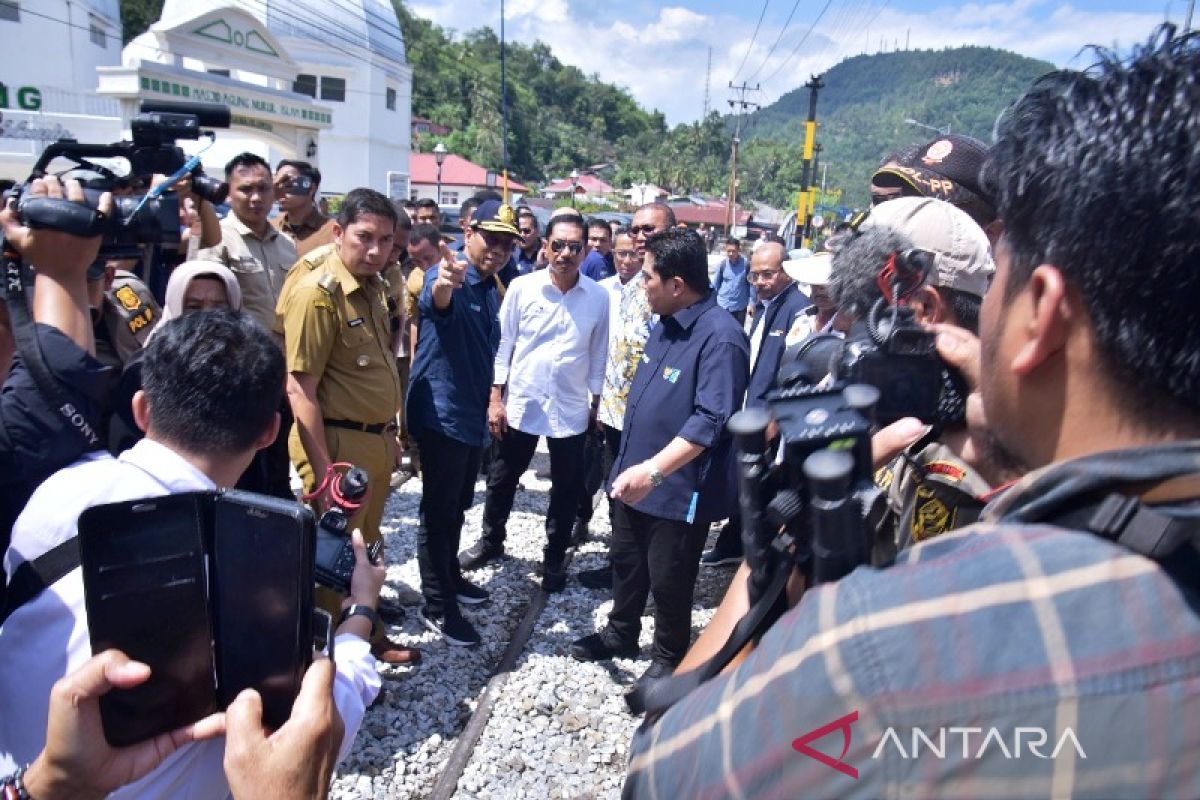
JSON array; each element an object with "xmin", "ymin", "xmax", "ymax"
[{"xmin": 700, "ymin": 240, "xmax": 810, "ymax": 566}]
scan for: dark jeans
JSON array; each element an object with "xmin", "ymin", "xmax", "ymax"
[
  {"xmin": 606, "ymin": 500, "xmax": 709, "ymax": 664},
  {"xmin": 414, "ymin": 428, "xmax": 482, "ymax": 616},
  {"xmin": 481, "ymin": 427, "xmax": 586, "ymax": 566}
]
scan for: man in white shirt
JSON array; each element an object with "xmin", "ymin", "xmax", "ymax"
[
  {"xmin": 0, "ymin": 311, "xmax": 381, "ymax": 799},
  {"xmin": 458, "ymin": 215, "xmax": 609, "ymax": 592}
]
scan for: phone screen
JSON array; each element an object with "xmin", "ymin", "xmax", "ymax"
[
  {"xmin": 78, "ymin": 493, "xmax": 218, "ymax": 747},
  {"xmin": 211, "ymin": 491, "xmax": 314, "ymax": 728}
]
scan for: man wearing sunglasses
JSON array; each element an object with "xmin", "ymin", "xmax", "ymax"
[
  {"xmin": 458, "ymin": 214, "xmax": 609, "ymax": 593},
  {"xmin": 273, "ymin": 160, "xmax": 335, "ymax": 258},
  {"xmin": 408, "ymin": 200, "xmax": 521, "ymax": 646}
]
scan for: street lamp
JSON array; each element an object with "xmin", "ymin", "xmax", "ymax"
[
  {"xmin": 904, "ymin": 117, "xmax": 951, "ymax": 137},
  {"xmin": 569, "ymin": 169, "xmax": 580, "ymax": 209},
  {"xmin": 433, "ymin": 142, "xmax": 448, "ymax": 205}
]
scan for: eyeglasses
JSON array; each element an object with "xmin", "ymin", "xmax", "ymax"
[
  {"xmin": 614, "ymin": 249, "xmax": 639, "ymax": 259},
  {"xmin": 549, "ymin": 239, "xmax": 584, "ymax": 255},
  {"xmin": 630, "ymin": 224, "xmax": 660, "ymax": 236},
  {"xmin": 748, "ymin": 269, "xmax": 782, "ymax": 282}
]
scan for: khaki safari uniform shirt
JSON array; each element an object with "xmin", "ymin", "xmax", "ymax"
[
  {"xmin": 274, "ymin": 243, "xmax": 336, "ymax": 336},
  {"xmin": 198, "ymin": 215, "xmax": 297, "ymax": 332},
  {"xmin": 273, "ymin": 207, "xmax": 336, "ymax": 259},
  {"xmin": 280, "ymin": 249, "xmax": 401, "ymax": 428}
]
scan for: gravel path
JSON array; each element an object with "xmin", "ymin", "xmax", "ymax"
[{"xmin": 330, "ymin": 446, "xmax": 737, "ymax": 799}]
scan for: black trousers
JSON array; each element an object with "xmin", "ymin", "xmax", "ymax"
[
  {"xmin": 606, "ymin": 500, "xmax": 709, "ymax": 664},
  {"xmin": 481, "ymin": 427, "xmax": 586, "ymax": 566},
  {"xmin": 414, "ymin": 428, "xmax": 482, "ymax": 616}
]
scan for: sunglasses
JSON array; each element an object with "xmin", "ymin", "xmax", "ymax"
[
  {"xmin": 549, "ymin": 239, "xmax": 584, "ymax": 255},
  {"xmin": 630, "ymin": 224, "xmax": 660, "ymax": 236}
]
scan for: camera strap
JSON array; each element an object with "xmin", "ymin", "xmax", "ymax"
[
  {"xmin": 0, "ymin": 536, "xmax": 80, "ymax": 625},
  {"xmin": 0, "ymin": 241, "xmax": 104, "ymax": 452}
]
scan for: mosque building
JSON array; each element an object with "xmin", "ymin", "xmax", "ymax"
[{"xmin": 0, "ymin": 0, "xmax": 412, "ymax": 197}]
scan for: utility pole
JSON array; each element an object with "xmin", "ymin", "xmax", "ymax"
[
  {"xmin": 725, "ymin": 81, "xmax": 760, "ymax": 236},
  {"xmin": 703, "ymin": 47, "xmax": 713, "ymax": 119},
  {"xmin": 1187, "ymin": 0, "xmax": 1196, "ymax": 32},
  {"xmin": 796, "ymin": 74, "xmax": 823, "ymax": 249}
]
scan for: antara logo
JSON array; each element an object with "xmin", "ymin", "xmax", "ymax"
[{"xmin": 792, "ymin": 712, "xmax": 1086, "ymax": 779}]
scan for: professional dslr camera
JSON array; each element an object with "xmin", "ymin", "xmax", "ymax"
[
  {"xmin": 311, "ymin": 463, "xmax": 383, "ymax": 594},
  {"xmin": 5, "ymin": 100, "xmax": 231, "ymax": 261},
  {"xmin": 779, "ymin": 248, "xmax": 968, "ymax": 426}
]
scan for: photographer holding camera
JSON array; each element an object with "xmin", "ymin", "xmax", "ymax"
[
  {"xmin": 0, "ymin": 310, "xmax": 383, "ymax": 799},
  {"xmin": 0, "ymin": 177, "xmax": 115, "ymax": 587},
  {"xmin": 624, "ymin": 28, "xmax": 1200, "ymax": 798}
]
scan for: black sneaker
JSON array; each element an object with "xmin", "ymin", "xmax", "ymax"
[
  {"xmin": 455, "ymin": 577, "xmax": 489, "ymax": 605},
  {"xmin": 419, "ymin": 608, "xmax": 481, "ymax": 647},
  {"xmin": 576, "ymin": 565, "xmax": 611, "ymax": 590},
  {"xmin": 570, "ymin": 629, "xmax": 638, "ymax": 662},
  {"xmin": 700, "ymin": 539, "xmax": 743, "ymax": 567},
  {"xmin": 458, "ymin": 540, "xmax": 504, "ymax": 571}
]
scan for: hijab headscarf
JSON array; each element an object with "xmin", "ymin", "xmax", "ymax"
[{"xmin": 151, "ymin": 260, "xmax": 243, "ymax": 336}]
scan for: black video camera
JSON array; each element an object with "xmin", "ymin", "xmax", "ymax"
[
  {"xmin": 7, "ymin": 100, "xmax": 231, "ymax": 260},
  {"xmin": 313, "ymin": 464, "xmax": 382, "ymax": 594},
  {"xmin": 778, "ymin": 249, "xmax": 968, "ymax": 426}
]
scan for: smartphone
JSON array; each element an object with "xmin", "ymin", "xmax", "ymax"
[
  {"xmin": 210, "ymin": 491, "xmax": 314, "ymax": 729},
  {"xmin": 78, "ymin": 493, "xmax": 217, "ymax": 747}
]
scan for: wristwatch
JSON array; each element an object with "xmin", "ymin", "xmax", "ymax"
[
  {"xmin": 645, "ymin": 461, "xmax": 665, "ymax": 488},
  {"xmin": 339, "ymin": 603, "xmax": 382, "ymax": 639}
]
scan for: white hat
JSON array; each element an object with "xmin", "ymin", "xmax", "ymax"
[
  {"xmin": 857, "ymin": 196, "xmax": 994, "ymax": 297},
  {"xmin": 782, "ymin": 252, "xmax": 833, "ymax": 286}
]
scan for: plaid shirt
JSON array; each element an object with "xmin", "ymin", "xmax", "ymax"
[{"xmin": 625, "ymin": 442, "xmax": 1200, "ymax": 799}]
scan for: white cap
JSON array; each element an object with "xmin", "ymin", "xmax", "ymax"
[{"xmin": 782, "ymin": 252, "xmax": 833, "ymax": 286}]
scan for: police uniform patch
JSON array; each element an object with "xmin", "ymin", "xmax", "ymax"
[
  {"xmin": 126, "ymin": 307, "xmax": 153, "ymax": 335},
  {"xmin": 911, "ymin": 484, "xmax": 952, "ymax": 542},
  {"xmin": 115, "ymin": 285, "xmax": 143, "ymax": 312},
  {"xmin": 926, "ymin": 461, "xmax": 967, "ymax": 481}
]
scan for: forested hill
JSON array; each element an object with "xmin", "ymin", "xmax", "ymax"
[
  {"xmin": 739, "ymin": 46, "xmax": 1056, "ymax": 207},
  {"xmin": 394, "ymin": 3, "xmax": 666, "ymax": 183}
]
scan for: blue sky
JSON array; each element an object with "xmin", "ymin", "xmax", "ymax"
[{"xmin": 410, "ymin": 1, "xmax": 1177, "ymax": 125}]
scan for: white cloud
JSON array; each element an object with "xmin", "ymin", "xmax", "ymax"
[{"xmin": 407, "ymin": 1, "xmax": 1167, "ymax": 126}]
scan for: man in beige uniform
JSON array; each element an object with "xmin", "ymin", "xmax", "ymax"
[
  {"xmin": 198, "ymin": 153, "xmax": 296, "ymax": 331},
  {"xmin": 272, "ymin": 160, "xmax": 336, "ymax": 258},
  {"xmin": 279, "ymin": 188, "xmax": 417, "ymax": 664}
]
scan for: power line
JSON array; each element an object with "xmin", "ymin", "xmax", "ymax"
[
  {"xmin": 732, "ymin": 0, "xmax": 772, "ymax": 82},
  {"xmin": 745, "ymin": 0, "xmax": 808, "ymax": 83},
  {"xmin": 760, "ymin": 0, "xmax": 836, "ymax": 85}
]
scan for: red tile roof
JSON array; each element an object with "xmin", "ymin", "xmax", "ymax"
[
  {"xmin": 410, "ymin": 153, "xmax": 529, "ymax": 193},
  {"xmin": 544, "ymin": 174, "xmax": 616, "ymax": 194}
]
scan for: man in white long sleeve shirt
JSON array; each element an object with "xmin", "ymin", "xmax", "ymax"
[
  {"xmin": 0, "ymin": 311, "xmax": 380, "ymax": 799},
  {"xmin": 458, "ymin": 214, "xmax": 609, "ymax": 591}
]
